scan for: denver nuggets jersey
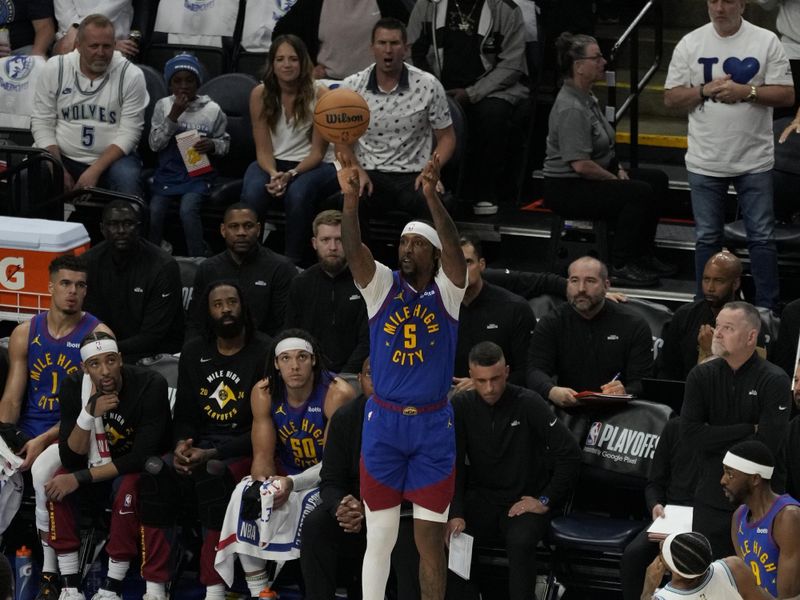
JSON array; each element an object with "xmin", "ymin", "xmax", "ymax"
[
  {"xmin": 736, "ymin": 494, "xmax": 800, "ymax": 597},
  {"xmin": 363, "ymin": 264, "xmax": 464, "ymax": 406},
  {"xmin": 21, "ymin": 311, "xmax": 100, "ymax": 438},
  {"xmin": 272, "ymin": 375, "xmax": 331, "ymax": 475}
]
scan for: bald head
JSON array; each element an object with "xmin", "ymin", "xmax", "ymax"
[
  {"xmin": 707, "ymin": 251, "xmax": 742, "ymax": 278},
  {"xmin": 568, "ymin": 256, "xmax": 608, "ymax": 281},
  {"xmin": 702, "ymin": 252, "xmax": 741, "ymax": 310}
]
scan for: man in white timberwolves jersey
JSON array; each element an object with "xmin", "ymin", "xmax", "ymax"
[{"xmin": 31, "ymin": 13, "xmax": 148, "ymax": 198}]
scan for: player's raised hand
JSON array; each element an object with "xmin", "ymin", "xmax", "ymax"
[
  {"xmin": 336, "ymin": 152, "xmax": 361, "ymax": 198},
  {"xmin": 420, "ymin": 152, "xmax": 442, "ymax": 199}
]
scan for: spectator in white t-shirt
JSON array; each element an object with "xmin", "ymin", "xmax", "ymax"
[{"xmin": 664, "ymin": 0, "xmax": 794, "ymax": 312}]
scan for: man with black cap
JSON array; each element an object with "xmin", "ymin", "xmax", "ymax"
[
  {"xmin": 724, "ymin": 440, "xmax": 800, "ymax": 599},
  {"xmin": 641, "ymin": 531, "xmax": 764, "ymax": 599}
]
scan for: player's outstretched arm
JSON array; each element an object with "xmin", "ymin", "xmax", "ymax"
[
  {"xmin": 421, "ymin": 152, "xmax": 466, "ymax": 287},
  {"xmin": 250, "ymin": 378, "xmax": 277, "ymax": 482},
  {"xmin": 337, "ymin": 152, "xmax": 376, "ymax": 289}
]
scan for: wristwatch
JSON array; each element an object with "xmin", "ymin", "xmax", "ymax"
[
  {"xmin": 745, "ymin": 85, "xmax": 758, "ymax": 103},
  {"xmin": 538, "ymin": 495, "xmax": 550, "ymax": 507},
  {"xmin": 288, "ymin": 168, "xmax": 299, "ymax": 179}
]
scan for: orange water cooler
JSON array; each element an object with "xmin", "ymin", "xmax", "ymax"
[{"xmin": 0, "ymin": 217, "xmax": 90, "ymax": 322}]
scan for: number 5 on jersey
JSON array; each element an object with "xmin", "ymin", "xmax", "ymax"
[{"xmin": 81, "ymin": 125, "xmax": 95, "ymax": 147}]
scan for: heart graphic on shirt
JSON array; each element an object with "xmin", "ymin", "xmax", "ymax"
[{"xmin": 722, "ymin": 57, "xmax": 760, "ymax": 84}]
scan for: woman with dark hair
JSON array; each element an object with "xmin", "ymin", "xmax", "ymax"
[
  {"xmin": 543, "ymin": 32, "xmax": 675, "ymax": 287},
  {"xmin": 240, "ymin": 34, "xmax": 338, "ymax": 266}
]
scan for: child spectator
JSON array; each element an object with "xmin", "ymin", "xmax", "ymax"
[{"xmin": 148, "ymin": 53, "xmax": 229, "ymax": 257}]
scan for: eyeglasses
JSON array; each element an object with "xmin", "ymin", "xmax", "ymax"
[{"xmin": 577, "ymin": 54, "xmax": 605, "ymax": 62}]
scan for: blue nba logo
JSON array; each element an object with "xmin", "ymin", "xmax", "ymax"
[{"xmin": 586, "ymin": 422, "xmax": 602, "ymax": 447}]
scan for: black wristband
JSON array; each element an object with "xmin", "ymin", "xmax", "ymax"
[
  {"xmin": 699, "ymin": 84, "xmax": 708, "ymax": 102},
  {"xmin": 73, "ymin": 469, "xmax": 92, "ymax": 486}
]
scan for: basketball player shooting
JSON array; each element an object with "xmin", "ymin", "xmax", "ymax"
[{"xmin": 337, "ymin": 151, "xmax": 467, "ymax": 600}]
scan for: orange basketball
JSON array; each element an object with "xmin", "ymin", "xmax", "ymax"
[{"xmin": 313, "ymin": 88, "xmax": 371, "ymax": 144}]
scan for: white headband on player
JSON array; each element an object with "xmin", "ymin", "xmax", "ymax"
[
  {"xmin": 723, "ymin": 451, "xmax": 774, "ymax": 479},
  {"xmin": 275, "ymin": 337, "xmax": 314, "ymax": 357},
  {"xmin": 661, "ymin": 533, "xmax": 706, "ymax": 579},
  {"xmin": 401, "ymin": 221, "xmax": 441, "ymax": 251},
  {"xmin": 80, "ymin": 339, "xmax": 119, "ymax": 362}
]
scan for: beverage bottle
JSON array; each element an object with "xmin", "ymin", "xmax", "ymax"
[{"xmin": 15, "ymin": 546, "xmax": 33, "ymax": 600}]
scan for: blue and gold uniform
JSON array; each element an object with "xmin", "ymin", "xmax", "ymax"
[
  {"xmin": 735, "ymin": 494, "xmax": 800, "ymax": 597},
  {"xmin": 20, "ymin": 311, "xmax": 99, "ymax": 438},
  {"xmin": 358, "ymin": 262, "xmax": 465, "ymax": 513},
  {"xmin": 271, "ymin": 374, "xmax": 332, "ymax": 475}
]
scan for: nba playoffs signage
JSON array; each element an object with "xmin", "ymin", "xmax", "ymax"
[{"xmin": 560, "ymin": 400, "xmax": 673, "ymax": 478}]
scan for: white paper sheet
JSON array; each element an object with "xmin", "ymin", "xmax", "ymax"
[
  {"xmin": 647, "ymin": 505, "xmax": 694, "ymax": 539},
  {"xmin": 448, "ymin": 532, "xmax": 474, "ymax": 580}
]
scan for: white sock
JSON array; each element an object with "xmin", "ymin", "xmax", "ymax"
[
  {"xmin": 57, "ymin": 551, "xmax": 80, "ymax": 576},
  {"xmin": 145, "ymin": 581, "xmax": 166, "ymax": 597},
  {"xmin": 41, "ymin": 540, "xmax": 58, "ymax": 573},
  {"xmin": 204, "ymin": 583, "xmax": 226, "ymax": 600},
  {"xmin": 362, "ymin": 505, "xmax": 401, "ymax": 600},
  {"xmin": 107, "ymin": 558, "xmax": 129, "ymax": 582},
  {"xmin": 245, "ymin": 570, "xmax": 269, "ymax": 598}
]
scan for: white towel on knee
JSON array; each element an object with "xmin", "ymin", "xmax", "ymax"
[
  {"xmin": 214, "ymin": 476, "xmax": 322, "ymax": 586},
  {"xmin": 81, "ymin": 374, "xmax": 111, "ymax": 467}
]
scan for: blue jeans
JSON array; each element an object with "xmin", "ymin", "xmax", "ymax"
[
  {"xmin": 240, "ymin": 160, "xmax": 339, "ymax": 264},
  {"xmin": 149, "ymin": 192, "xmax": 207, "ymax": 257},
  {"xmin": 62, "ymin": 153, "xmax": 143, "ymax": 199},
  {"xmin": 688, "ymin": 170, "xmax": 779, "ymax": 310}
]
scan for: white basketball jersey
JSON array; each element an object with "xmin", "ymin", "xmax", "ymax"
[{"xmin": 654, "ymin": 560, "xmax": 744, "ymax": 600}]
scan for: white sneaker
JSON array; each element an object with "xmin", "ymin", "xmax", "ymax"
[
  {"xmin": 89, "ymin": 590, "xmax": 121, "ymax": 600},
  {"xmin": 58, "ymin": 589, "xmax": 85, "ymax": 600}
]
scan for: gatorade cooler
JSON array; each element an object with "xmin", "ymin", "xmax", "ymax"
[{"xmin": 0, "ymin": 217, "xmax": 90, "ymax": 322}]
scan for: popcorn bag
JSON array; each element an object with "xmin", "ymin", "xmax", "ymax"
[{"xmin": 176, "ymin": 129, "xmax": 213, "ymax": 176}]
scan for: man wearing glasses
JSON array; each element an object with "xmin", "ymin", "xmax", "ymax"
[{"xmin": 82, "ymin": 200, "xmax": 184, "ymax": 363}]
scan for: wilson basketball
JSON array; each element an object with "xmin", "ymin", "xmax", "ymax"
[{"xmin": 313, "ymin": 88, "xmax": 370, "ymax": 144}]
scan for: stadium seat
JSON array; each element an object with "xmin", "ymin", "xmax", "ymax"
[
  {"xmin": 615, "ymin": 297, "xmax": 673, "ymax": 362},
  {"xmin": 549, "ymin": 399, "xmax": 673, "ymax": 594},
  {"xmin": 141, "ymin": 0, "xmax": 246, "ymax": 80},
  {"xmin": 724, "ymin": 117, "xmax": 800, "ymax": 248},
  {"xmin": 0, "ymin": 146, "xmax": 64, "ymax": 220},
  {"xmin": 547, "ymin": 216, "xmax": 611, "ymax": 274},
  {"xmin": 175, "ymin": 256, "xmax": 206, "ymax": 313},
  {"xmin": 137, "ymin": 353, "xmax": 180, "ymax": 412},
  {"xmin": 527, "ymin": 293, "xmax": 566, "ymax": 322},
  {"xmin": 138, "ymin": 64, "xmax": 169, "ymax": 171},
  {"xmin": 195, "ymin": 73, "xmax": 259, "ymax": 232}
]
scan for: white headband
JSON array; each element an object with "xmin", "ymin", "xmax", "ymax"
[
  {"xmin": 723, "ymin": 451, "xmax": 774, "ymax": 479},
  {"xmin": 661, "ymin": 533, "xmax": 707, "ymax": 579},
  {"xmin": 401, "ymin": 221, "xmax": 441, "ymax": 251},
  {"xmin": 275, "ymin": 337, "xmax": 314, "ymax": 357},
  {"xmin": 80, "ymin": 339, "xmax": 119, "ymax": 362}
]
